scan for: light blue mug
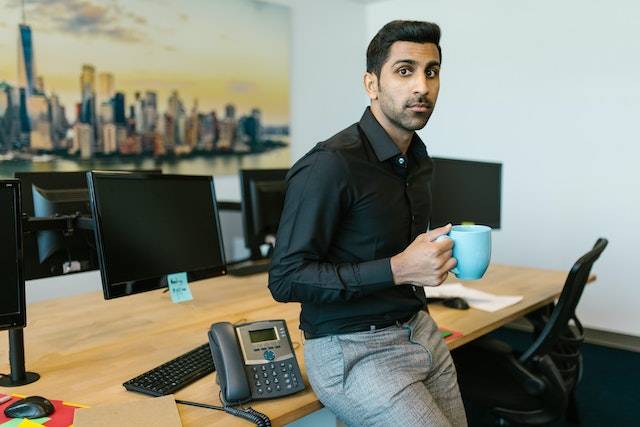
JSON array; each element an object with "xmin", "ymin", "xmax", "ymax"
[{"xmin": 436, "ymin": 225, "xmax": 492, "ymax": 280}]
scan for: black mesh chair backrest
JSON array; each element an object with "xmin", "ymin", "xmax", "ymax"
[{"xmin": 519, "ymin": 238, "xmax": 608, "ymax": 382}]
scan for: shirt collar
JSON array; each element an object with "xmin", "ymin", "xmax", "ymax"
[{"xmin": 358, "ymin": 107, "xmax": 428, "ymax": 162}]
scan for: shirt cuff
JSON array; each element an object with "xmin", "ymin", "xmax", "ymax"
[{"xmin": 355, "ymin": 258, "xmax": 394, "ymax": 294}]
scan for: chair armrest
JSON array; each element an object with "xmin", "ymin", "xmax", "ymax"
[
  {"xmin": 534, "ymin": 354, "xmax": 567, "ymax": 395},
  {"xmin": 504, "ymin": 354, "xmax": 547, "ymax": 396},
  {"xmin": 471, "ymin": 338, "xmax": 547, "ymax": 396},
  {"xmin": 471, "ymin": 337, "xmax": 513, "ymax": 355}
]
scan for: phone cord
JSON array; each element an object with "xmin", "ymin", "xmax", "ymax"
[{"xmin": 175, "ymin": 399, "xmax": 271, "ymax": 427}]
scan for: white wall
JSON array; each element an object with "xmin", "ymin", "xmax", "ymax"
[
  {"xmin": 366, "ymin": 0, "xmax": 640, "ymax": 336},
  {"xmin": 269, "ymin": 0, "xmax": 370, "ymax": 161}
]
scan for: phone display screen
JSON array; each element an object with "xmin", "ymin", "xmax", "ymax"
[{"xmin": 249, "ymin": 328, "xmax": 277, "ymax": 343}]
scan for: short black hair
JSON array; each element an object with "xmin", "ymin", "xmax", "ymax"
[{"xmin": 366, "ymin": 20, "xmax": 442, "ymax": 77}]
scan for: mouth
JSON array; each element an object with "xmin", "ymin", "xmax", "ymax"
[{"xmin": 407, "ymin": 103, "xmax": 431, "ymax": 113}]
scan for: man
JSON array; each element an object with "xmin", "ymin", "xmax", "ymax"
[{"xmin": 269, "ymin": 20, "xmax": 467, "ymax": 426}]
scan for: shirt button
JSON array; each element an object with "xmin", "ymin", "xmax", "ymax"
[{"xmin": 412, "ymin": 215, "xmax": 415, "ymax": 221}]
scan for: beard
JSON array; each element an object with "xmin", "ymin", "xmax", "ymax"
[{"xmin": 378, "ymin": 90, "xmax": 434, "ymax": 132}]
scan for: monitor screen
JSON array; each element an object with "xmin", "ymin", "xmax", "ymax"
[
  {"xmin": 240, "ymin": 169, "xmax": 288, "ymax": 259},
  {"xmin": 15, "ymin": 170, "xmax": 161, "ymax": 280},
  {"xmin": 88, "ymin": 172, "xmax": 226, "ymax": 299},
  {"xmin": 430, "ymin": 157, "xmax": 502, "ymax": 229},
  {"xmin": 0, "ymin": 180, "xmax": 26, "ymax": 330}
]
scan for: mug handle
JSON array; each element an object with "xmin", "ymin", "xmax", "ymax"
[{"xmin": 434, "ymin": 234, "xmax": 459, "ymax": 275}]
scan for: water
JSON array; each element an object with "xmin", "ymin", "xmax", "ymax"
[{"xmin": 0, "ymin": 146, "xmax": 290, "ymax": 178}]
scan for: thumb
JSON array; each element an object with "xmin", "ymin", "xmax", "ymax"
[{"xmin": 426, "ymin": 223, "xmax": 452, "ymax": 242}]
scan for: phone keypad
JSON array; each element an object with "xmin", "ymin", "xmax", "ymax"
[{"xmin": 249, "ymin": 360, "xmax": 301, "ymax": 396}]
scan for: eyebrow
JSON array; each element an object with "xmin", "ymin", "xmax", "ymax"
[{"xmin": 392, "ymin": 59, "xmax": 441, "ymax": 68}]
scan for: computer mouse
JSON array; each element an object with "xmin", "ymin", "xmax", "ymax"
[
  {"xmin": 4, "ymin": 396, "xmax": 55, "ymax": 419},
  {"xmin": 443, "ymin": 297, "xmax": 470, "ymax": 310}
]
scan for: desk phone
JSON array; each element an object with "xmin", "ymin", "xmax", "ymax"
[{"xmin": 208, "ymin": 320, "xmax": 305, "ymax": 405}]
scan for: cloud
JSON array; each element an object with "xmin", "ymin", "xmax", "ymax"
[
  {"xmin": 227, "ymin": 81, "xmax": 257, "ymax": 94},
  {"xmin": 10, "ymin": 0, "xmax": 148, "ymax": 43},
  {"xmin": 179, "ymin": 14, "xmax": 188, "ymax": 22},
  {"xmin": 130, "ymin": 14, "xmax": 147, "ymax": 25}
]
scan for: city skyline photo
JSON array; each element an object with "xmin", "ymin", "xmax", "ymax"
[{"xmin": 0, "ymin": 0, "xmax": 290, "ymax": 175}]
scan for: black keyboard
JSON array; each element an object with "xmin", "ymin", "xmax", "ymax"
[
  {"xmin": 227, "ymin": 259, "xmax": 271, "ymax": 276},
  {"xmin": 123, "ymin": 343, "xmax": 215, "ymax": 396}
]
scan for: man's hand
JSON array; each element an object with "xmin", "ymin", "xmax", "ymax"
[{"xmin": 390, "ymin": 224, "xmax": 457, "ymax": 287}]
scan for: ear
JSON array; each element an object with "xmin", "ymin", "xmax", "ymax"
[{"xmin": 363, "ymin": 72, "xmax": 379, "ymax": 101}]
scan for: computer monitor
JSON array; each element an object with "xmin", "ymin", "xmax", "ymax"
[
  {"xmin": 15, "ymin": 170, "xmax": 161, "ymax": 280},
  {"xmin": 0, "ymin": 179, "xmax": 39, "ymax": 387},
  {"xmin": 239, "ymin": 168, "xmax": 288, "ymax": 259},
  {"xmin": 0, "ymin": 180, "xmax": 26, "ymax": 330},
  {"xmin": 430, "ymin": 157, "xmax": 502, "ymax": 229},
  {"xmin": 87, "ymin": 172, "xmax": 226, "ymax": 299}
]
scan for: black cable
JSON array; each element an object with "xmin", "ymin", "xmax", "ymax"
[
  {"xmin": 174, "ymin": 399, "xmax": 225, "ymax": 411},
  {"xmin": 175, "ymin": 399, "xmax": 271, "ymax": 427}
]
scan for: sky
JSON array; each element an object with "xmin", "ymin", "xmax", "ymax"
[{"xmin": 0, "ymin": 0, "xmax": 290, "ymax": 124}]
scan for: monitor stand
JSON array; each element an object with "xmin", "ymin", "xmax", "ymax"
[
  {"xmin": 227, "ymin": 258, "xmax": 271, "ymax": 276},
  {"xmin": 0, "ymin": 328, "xmax": 40, "ymax": 386}
]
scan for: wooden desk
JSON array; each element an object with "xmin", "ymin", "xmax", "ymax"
[{"xmin": 0, "ymin": 264, "xmax": 577, "ymax": 426}]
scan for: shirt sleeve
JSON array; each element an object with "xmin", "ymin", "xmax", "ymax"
[{"xmin": 268, "ymin": 147, "xmax": 394, "ymax": 304}]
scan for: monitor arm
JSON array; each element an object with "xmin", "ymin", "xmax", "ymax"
[{"xmin": 22, "ymin": 212, "xmax": 95, "ymax": 234}]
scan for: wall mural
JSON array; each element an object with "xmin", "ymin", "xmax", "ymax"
[{"xmin": 0, "ymin": 0, "xmax": 290, "ymax": 178}]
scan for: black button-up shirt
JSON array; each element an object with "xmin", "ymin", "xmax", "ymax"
[{"xmin": 268, "ymin": 107, "xmax": 434, "ymax": 337}]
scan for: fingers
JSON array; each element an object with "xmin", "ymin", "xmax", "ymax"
[
  {"xmin": 444, "ymin": 256, "xmax": 457, "ymax": 272},
  {"xmin": 433, "ymin": 253, "xmax": 457, "ymax": 278},
  {"xmin": 438, "ymin": 271, "xmax": 448, "ymax": 285},
  {"xmin": 423, "ymin": 271, "xmax": 448, "ymax": 287},
  {"xmin": 433, "ymin": 250, "xmax": 453, "ymax": 270},
  {"xmin": 425, "ymin": 223, "xmax": 452, "ymax": 242},
  {"xmin": 414, "ymin": 231, "xmax": 453, "ymax": 252},
  {"xmin": 433, "ymin": 238, "xmax": 453, "ymax": 252}
]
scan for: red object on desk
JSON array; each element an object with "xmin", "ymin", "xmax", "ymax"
[
  {"xmin": 440, "ymin": 327, "xmax": 463, "ymax": 343},
  {"xmin": 0, "ymin": 393, "xmax": 83, "ymax": 426}
]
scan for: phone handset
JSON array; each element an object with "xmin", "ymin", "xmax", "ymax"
[{"xmin": 208, "ymin": 321, "xmax": 252, "ymax": 405}]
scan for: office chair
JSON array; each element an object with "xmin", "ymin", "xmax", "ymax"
[{"xmin": 452, "ymin": 238, "xmax": 608, "ymax": 425}]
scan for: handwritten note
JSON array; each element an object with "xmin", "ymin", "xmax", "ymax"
[{"xmin": 167, "ymin": 272, "xmax": 193, "ymax": 303}]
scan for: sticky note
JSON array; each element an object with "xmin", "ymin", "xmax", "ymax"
[
  {"xmin": 167, "ymin": 272, "xmax": 193, "ymax": 303},
  {"xmin": 17, "ymin": 419, "xmax": 49, "ymax": 427},
  {"xmin": 0, "ymin": 417, "xmax": 49, "ymax": 427}
]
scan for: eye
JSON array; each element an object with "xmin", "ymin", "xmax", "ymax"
[
  {"xmin": 426, "ymin": 68, "xmax": 440, "ymax": 78},
  {"xmin": 398, "ymin": 67, "xmax": 412, "ymax": 76}
]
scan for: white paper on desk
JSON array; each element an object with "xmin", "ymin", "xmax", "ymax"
[{"xmin": 423, "ymin": 283, "xmax": 523, "ymax": 312}]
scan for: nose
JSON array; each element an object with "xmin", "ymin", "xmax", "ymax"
[{"xmin": 413, "ymin": 74, "xmax": 429, "ymax": 96}]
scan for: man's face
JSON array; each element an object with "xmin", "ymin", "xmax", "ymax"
[{"xmin": 367, "ymin": 41, "xmax": 441, "ymax": 134}]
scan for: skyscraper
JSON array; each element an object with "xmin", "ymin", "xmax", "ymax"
[
  {"xmin": 17, "ymin": 23, "xmax": 36, "ymax": 97},
  {"xmin": 27, "ymin": 94, "xmax": 53, "ymax": 150},
  {"xmin": 133, "ymin": 92, "xmax": 146, "ymax": 133},
  {"xmin": 49, "ymin": 94, "xmax": 68, "ymax": 147},
  {"xmin": 97, "ymin": 72, "xmax": 114, "ymax": 102},
  {"xmin": 36, "ymin": 76, "xmax": 45, "ymax": 94},
  {"xmin": 111, "ymin": 92, "xmax": 126, "ymax": 125},
  {"xmin": 80, "ymin": 65, "xmax": 96, "ymax": 101},
  {"xmin": 0, "ymin": 82, "xmax": 21, "ymax": 151},
  {"xmin": 224, "ymin": 103, "xmax": 236, "ymax": 120},
  {"xmin": 79, "ymin": 65, "xmax": 98, "ymax": 152},
  {"xmin": 167, "ymin": 91, "xmax": 186, "ymax": 146},
  {"xmin": 144, "ymin": 91, "xmax": 158, "ymax": 131}
]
